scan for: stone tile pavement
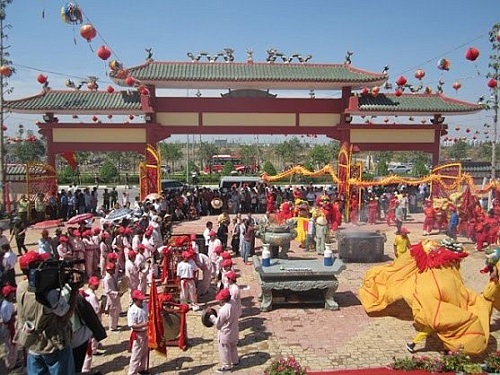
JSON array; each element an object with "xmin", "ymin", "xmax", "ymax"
[{"xmin": 3, "ymin": 212, "xmax": 500, "ymax": 374}]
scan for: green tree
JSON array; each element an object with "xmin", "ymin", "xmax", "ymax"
[
  {"xmin": 262, "ymin": 160, "xmax": 277, "ymax": 176},
  {"xmin": 198, "ymin": 142, "xmax": 218, "ymax": 172},
  {"xmin": 159, "ymin": 142, "xmax": 183, "ymax": 172},
  {"xmin": 376, "ymin": 159, "xmax": 389, "ymax": 176},
  {"xmin": 12, "ymin": 139, "xmax": 46, "ymax": 163},
  {"xmin": 477, "ymin": 141, "xmax": 492, "ymax": 160},
  {"xmin": 222, "ymin": 161, "xmax": 234, "ymax": 176},
  {"xmin": 274, "ymin": 137, "xmax": 306, "ymax": 167},
  {"xmin": 308, "ymin": 144, "xmax": 333, "ymax": 169},
  {"xmin": 99, "ymin": 160, "xmax": 118, "ymax": 183},
  {"xmin": 238, "ymin": 144, "xmax": 260, "ymax": 173},
  {"xmin": 447, "ymin": 140, "xmax": 469, "ymax": 161}
]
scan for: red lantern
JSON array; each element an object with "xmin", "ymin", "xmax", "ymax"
[
  {"xmin": 96, "ymin": 45, "xmax": 112, "ymax": 61},
  {"xmin": 394, "ymin": 88, "xmax": 403, "ymax": 97},
  {"xmin": 107, "ymin": 114, "xmax": 113, "ymax": 119},
  {"xmin": 371, "ymin": 86, "xmax": 380, "ymax": 97},
  {"xmin": 0, "ymin": 65, "xmax": 12, "ymax": 77},
  {"xmin": 455, "ymin": 126, "xmax": 460, "ymax": 131},
  {"xmin": 497, "ymin": 30, "xmax": 500, "ymax": 43},
  {"xmin": 79, "ymin": 24, "xmax": 97, "ymax": 43},
  {"xmin": 37, "ymin": 74, "xmax": 48, "ymax": 84},
  {"xmin": 488, "ymin": 79, "xmax": 498, "ymax": 89},
  {"xmin": 129, "ymin": 114, "xmax": 135, "ymax": 120},
  {"xmin": 106, "ymin": 85, "xmax": 115, "ymax": 93},
  {"xmin": 466, "ymin": 128, "xmax": 470, "ymax": 133},
  {"xmin": 465, "ymin": 47, "xmax": 480, "ymax": 62},
  {"xmin": 125, "ymin": 76, "xmax": 135, "ymax": 86},
  {"xmin": 414, "ymin": 69, "xmax": 425, "ymax": 80},
  {"xmin": 361, "ymin": 87, "xmax": 369, "ymax": 96},
  {"xmin": 395, "ymin": 76, "xmax": 407, "ymax": 87},
  {"xmin": 2, "ymin": 125, "xmax": 7, "ymax": 131},
  {"xmin": 92, "ymin": 115, "xmax": 98, "ymax": 122},
  {"xmin": 452, "ymin": 81, "xmax": 462, "ymax": 91},
  {"xmin": 472, "ymin": 136, "xmax": 477, "ymax": 140}
]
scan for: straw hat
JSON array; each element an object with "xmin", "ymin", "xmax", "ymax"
[{"xmin": 211, "ymin": 198, "xmax": 223, "ymax": 209}]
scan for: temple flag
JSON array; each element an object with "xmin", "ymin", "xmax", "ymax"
[
  {"xmin": 61, "ymin": 152, "xmax": 77, "ymax": 171},
  {"xmin": 147, "ymin": 279, "xmax": 167, "ymax": 356}
]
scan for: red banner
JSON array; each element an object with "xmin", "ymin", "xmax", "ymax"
[
  {"xmin": 148, "ymin": 279, "xmax": 167, "ymax": 356},
  {"xmin": 139, "ymin": 145, "xmax": 160, "ymax": 200},
  {"xmin": 61, "ymin": 152, "xmax": 77, "ymax": 171}
]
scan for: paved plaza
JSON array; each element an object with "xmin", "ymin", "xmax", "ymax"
[{"xmin": 4, "ymin": 211, "xmax": 500, "ymax": 374}]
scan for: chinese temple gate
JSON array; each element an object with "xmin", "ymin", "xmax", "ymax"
[{"xmin": 5, "ymin": 57, "xmax": 483, "ymax": 171}]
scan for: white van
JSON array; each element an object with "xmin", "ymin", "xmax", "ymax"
[{"xmin": 219, "ymin": 176, "xmax": 262, "ymax": 192}]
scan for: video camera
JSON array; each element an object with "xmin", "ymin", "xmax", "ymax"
[{"xmin": 28, "ymin": 258, "xmax": 85, "ymax": 295}]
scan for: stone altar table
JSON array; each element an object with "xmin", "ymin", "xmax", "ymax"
[{"xmin": 253, "ymin": 255, "xmax": 346, "ymax": 311}]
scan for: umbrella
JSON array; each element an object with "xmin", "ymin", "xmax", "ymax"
[
  {"xmin": 143, "ymin": 192, "xmax": 161, "ymax": 202},
  {"xmin": 30, "ymin": 219, "xmax": 64, "ymax": 230},
  {"xmin": 105, "ymin": 207, "xmax": 134, "ymax": 222},
  {"xmin": 67, "ymin": 212, "xmax": 94, "ymax": 225}
]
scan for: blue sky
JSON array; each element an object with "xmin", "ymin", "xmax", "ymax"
[{"xmin": 2, "ymin": 0, "xmax": 499, "ymax": 144}]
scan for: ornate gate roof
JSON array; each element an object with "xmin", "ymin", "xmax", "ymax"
[{"xmin": 110, "ymin": 61, "xmax": 388, "ymax": 90}]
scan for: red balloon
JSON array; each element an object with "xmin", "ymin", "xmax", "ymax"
[
  {"xmin": 361, "ymin": 87, "xmax": 369, "ymax": 96},
  {"xmin": 0, "ymin": 65, "xmax": 12, "ymax": 77},
  {"xmin": 37, "ymin": 74, "xmax": 47, "ymax": 84},
  {"xmin": 371, "ymin": 86, "xmax": 380, "ymax": 97},
  {"xmin": 129, "ymin": 114, "xmax": 135, "ymax": 120},
  {"xmin": 79, "ymin": 24, "xmax": 97, "ymax": 42},
  {"xmin": 125, "ymin": 76, "xmax": 135, "ymax": 86},
  {"xmin": 465, "ymin": 47, "xmax": 480, "ymax": 62},
  {"xmin": 394, "ymin": 88, "xmax": 403, "ymax": 97},
  {"xmin": 106, "ymin": 85, "xmax": 114, "ymax": 93},
  {"xmin": 452, "ymin": 81, "xmax": 462, "ymax": 91},
  {"xmin": 395, "ymin": 76, "xmax": 407, "ymax": 87},
  {"xmin": 414, "ymin": 69, "xmax": 425, "ymax": 80},
  {"xmin": 92, "ymin": 115, "xmax": 98, "ymax": 122},
  {"xmin": 488, "ymin": 79, "xmax": 498, "ymax": 89},
  {"xmin": 466, "ymin": 128, "xmax": 470, "ymax": 133},
  {"xmin": 96, "ymin": 45, "xmax": 112, "ymax": 61}
]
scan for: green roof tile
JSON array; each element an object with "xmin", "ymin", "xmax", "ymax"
[
  {"xmin": 357, "ymin": 93, "xmax": 483, "ymax": 114},
  {"xmin": 110, "ymin": 61, "xmax": 387, "ymax": 89},
  {"xmin": 5, "ymin": 90, "xmax": 142, "ymax": 114}
]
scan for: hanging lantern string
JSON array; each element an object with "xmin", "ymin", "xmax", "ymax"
[
  {"xmin": 80, "ymin": 10, "xmax": 125, "ymax": 67},
  {"xmin": 11, "ymin": 62, "xmax": 116, "ymax": 86},
  {"xmin": 398, "ymin": 33, "xmax": 487, "ymax": 77}
]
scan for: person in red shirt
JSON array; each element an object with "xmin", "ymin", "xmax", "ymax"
[
  {"xmin": 422, "ymin": 200, "xmax": 436, "ymax": 236},
  {"xmin": 368, "ymin": 197, "xmax": 378, "ymax": 225},
  {"xmin": 386, "ymin": 197, "xmax": 397, "ymax": 227},
  {"xmin": 349, "ymin": 194, "xmax": 358, "ymax": 225}
]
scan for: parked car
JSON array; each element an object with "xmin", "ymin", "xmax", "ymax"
[
  {"xmin": 161, "ymin": 179, "xmax": 185, "ymax": 193},
  {"xmin": 388, "ymin": 165, "xmax": 412, "ymax": 174}
]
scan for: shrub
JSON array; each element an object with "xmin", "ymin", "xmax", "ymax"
[{"xmin": 264, "ymin": 355, "xmax": 307, "ymax": 375}]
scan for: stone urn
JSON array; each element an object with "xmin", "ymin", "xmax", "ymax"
[{"xmin": 256, "ymin": 221, "xmax": 297, "ymax": 259}]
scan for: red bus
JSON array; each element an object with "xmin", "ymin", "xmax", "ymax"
[{"xmin": 204, "ymin": 154, "xmax": 257, "ymax": 174}]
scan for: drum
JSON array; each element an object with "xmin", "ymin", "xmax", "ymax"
[{"xmin": 201, "ymin": 307, "xmax": 218, "ymax": 328}]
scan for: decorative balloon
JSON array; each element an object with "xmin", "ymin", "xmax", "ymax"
[
  {"xmin": 424, "ymin": 86, "xmax": 432, "ymax": 94},
  {"xmin": 106, "ymin": 85, "xmax": 115, "ymax": 94},
  {"xmin": 361, "ymin": 87, "xmax": 369, "ymax": 96},
  {"xmin": 96, "ymin": 45, "xmax": 112, "ymax": 61},
  {"xmin": 488, "ymin": 79, "xmax": 498, "ymax": 89},
  {"xmin": 371, "ymin": 86, "xmax": 380, "ymax": 97},
  {"xmin": 466, "ymin": 128, "xmax": 470, "ymax": 133},
  {"xmin": 0, "ymin": 65, "xmax": 12, "ymax": 77},
  {"xmin": 465, "ymin": 47, "xmax": 480, "ymax": 62},
  {"xmin": 60, "ymin": 2, "xmax": 83, "ymax": 25},
  {"xmin": 395, "ymin": 76, "xmax": 407, "ymax": 87},
  {"xmin": 437, "ymin": 58, "xmax": 451, "ymax": 71},
  {"xmin": 452, "ymin": 81, "xmax": 462, "ymax": 92},
  {"xmin": 414, "ymin": 69, "xmax": 425, "ymax": 80},
  {"xmin": 108, "ymin": 60, "xmax": 123, "ymax": 71},
  {"xmin": 394, "ymin": 88, "xmax": 403, "ymax": 97},
  {"xmin": 37, "ymin": 74, "xmax": 48, "ymax": 84},
  {"xmin": 79, "ymin": 24, "xmax": 97, "ymax": 43},
  {"xmin": 92, "ymin": 115, "xmax": 98, "ymax": 122}
]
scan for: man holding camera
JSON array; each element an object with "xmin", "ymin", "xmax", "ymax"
[{"xmin": 14, "ymin": 251, "xmax": 82, "ymax": 374}]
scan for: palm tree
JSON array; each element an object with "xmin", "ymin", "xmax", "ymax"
[{"xmin": 159, "ymin": 142, "xmax": 183, "ymax": 173}]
